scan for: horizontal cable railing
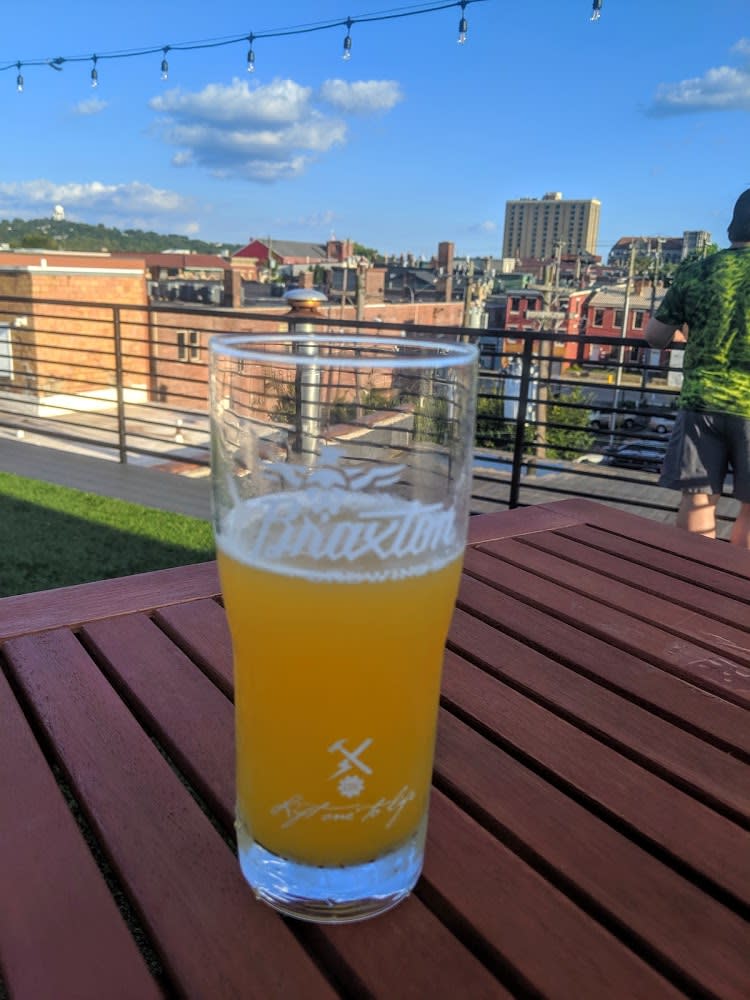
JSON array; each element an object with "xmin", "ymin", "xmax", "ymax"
[{"xmin": 0, "ymin": 294, "xmax": 727, "ymax": 529}]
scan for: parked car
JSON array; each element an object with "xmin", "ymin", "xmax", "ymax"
[
  {"xmin": 648, "ymin": 412, "xmax": 677, "ymax": 435},
  {"xmin": 588, "ymin": 409, "xmax": 646, "ymax": 431},
  {"xmin": 603, "ymin": 440, "xmax": 668, "ymax": 471}
]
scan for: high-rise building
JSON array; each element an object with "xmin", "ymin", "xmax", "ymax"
[
  {"xmin": 681, "ymin": 230, "xmax": 711, "ymax": 260},
  {"xmin": 502, "ymin": 192, "xmax": 600, "ymax": 260}
]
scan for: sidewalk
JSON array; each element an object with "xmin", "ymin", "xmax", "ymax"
[{"xmin": 0, "ymin": 438, "xmax": 211, "ymax": 521}]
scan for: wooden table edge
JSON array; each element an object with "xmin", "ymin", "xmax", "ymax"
[{"xmin": 0, "ymin": 560, "xmax": 221, "ymax": 641}]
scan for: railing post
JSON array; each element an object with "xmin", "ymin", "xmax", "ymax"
[
  {"xmin": 112, "ymin": 306, "xmax": 127, "ymax": 463},
  {"xmin": 508, "ymin": 335, "xmax": 534, "ymax": 509},
  {"xmin": 284, "ymin": 289, "xmax": 327, "ymax": 459}
]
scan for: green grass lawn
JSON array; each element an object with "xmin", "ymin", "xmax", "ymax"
[{"xmin": 0, "ymin": 472, "xmax": 216, "ymax": 598}]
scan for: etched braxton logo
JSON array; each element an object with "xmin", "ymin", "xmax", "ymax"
[
  {"xmin": 263, "ymin": 446, "xmax": 404, "ymax": 492},
  {"xmin": 246, "ymin": 446, "xmax": 457, "ymax": 565}
]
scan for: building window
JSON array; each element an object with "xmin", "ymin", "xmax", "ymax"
[
  {"xmin": 633, "ymin": 310, "xmax": 645, "ymax": 329},
  {"xmin": 593, "ymin": 309, "xmax": 605, "ymax": 327},
  {"xmin": 0, "ymin": 324, "xmax": 12, "ymax": 379},
  {"xmin": 177, "ymin": 330, "xmax": 200, "ymax": 362},
  {"xmin": 614, "ymin": 309, "xmax": 624, "ymax": 328},
  {"xmin": 510, "ymin": 297, "xmax": 521, "ymax": 311}
]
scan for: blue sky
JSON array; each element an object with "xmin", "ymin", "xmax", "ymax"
[{"xmin": 2, "ymin": 0, "xmax": 749, "ymax": 259}]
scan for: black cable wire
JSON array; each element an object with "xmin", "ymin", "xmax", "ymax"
[{"xmin": 1, "ymin": 0, "xmax": 490, "ymax": 74}]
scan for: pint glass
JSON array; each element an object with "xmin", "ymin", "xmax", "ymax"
[{"xmin": 209, "ymin": 332, "xmax": 478, "ymax": 922}]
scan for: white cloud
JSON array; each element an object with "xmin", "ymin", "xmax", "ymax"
[
  {"xmin": 0, "ymin": 179, "xmax": 194, "ymax": 229},
  {"xmin": 318, "ymin": 79, "xmax": 403, "ymax": 114},
  {"xmin": 151, "ymin": 78, "xmax": 313, "ymax": 126},
  {"xmin": 477, "ymin": 220, "xmax": 498, "ymax": 233},
  {"xmin": 648, "ymin": 42, "xmax": 750, "ymax": 116},
  {"xmin": 72, "ymin": 98, "xmax": 108, "ymax": 116},
  {"xmin": 149, "ymin": 75, "xmax": 400, "ymax": 182}
]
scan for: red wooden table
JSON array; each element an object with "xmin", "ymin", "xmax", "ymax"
[{"xmin": 1, "ymin": 498, "xmax": 748, "ymax": 999}]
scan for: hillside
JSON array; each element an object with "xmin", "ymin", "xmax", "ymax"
[{"xmin": 0, "ymin": 217, "xmax": 241, "ymax": 256}]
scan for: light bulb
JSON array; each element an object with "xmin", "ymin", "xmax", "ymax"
[{"xmin": 457, "ymin": 2, "xmax": 469, "ymax": 44}]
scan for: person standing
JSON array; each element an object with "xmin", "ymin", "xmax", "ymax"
[{"xmin": 645, "ymin": 188, "xmax": 750, "ymax": 548}]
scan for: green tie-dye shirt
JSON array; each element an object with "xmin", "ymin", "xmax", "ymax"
[{"xmin": 655, "ymin": 246, "xmax": 750, "ymax": 417}]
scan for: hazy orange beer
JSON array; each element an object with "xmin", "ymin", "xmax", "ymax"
[{"xmin": 210, "ymin": 333, "xmax": 478, "ymax": 922}]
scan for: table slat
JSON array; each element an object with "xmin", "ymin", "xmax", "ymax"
[
  {"xmin": 488, "ymin": 536, "xmax": 750, "ymax": 664},
  {"xmin": 81, "ymin": 614, "xmax": 235, "ymax": 829},
  {"xmin": 422, "ymin": 791, "xmax": 685, "ymax": 1000},
  {"xmin": 3, "ymin": 629, "xmax": 337, "ymax": 1000},
  {"xmin": 434, "ymin": 711, "xmax": 750, "ymax": 1000},
  {"xmin": 451, "ymin": 588, "xmax": 750, "ymax": 823},
  {"xmin": 454, "ymin": 576, "xmax": 750, "ymax": 759},
  {"xmin": 153, "ymin": 598, "xmax": 234, "ymax": 696},
  {"xmin": 0, "ymin": 669, "xmax": 161, "ymax": 1000},
  {"xmin": 555, "ymin": 522, "xmax": 750, "ymax": 604},
  {"xmin": 537, "ymin": 499, "xmax": 750, "ymax": 579},
  {"xmin": 464, "ymin": 546, "xmax": 750, "ymax": 708},
  {"xmin": 441, "ymin": 645, "xmax": 750, "ymax": 906},
  {"xmin": 296, "ymin": 892, "xmax": 509, "ymax": 999}
]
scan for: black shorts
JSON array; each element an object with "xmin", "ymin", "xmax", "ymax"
[{"xmin": 658, "ymin": 409, "xmax": 750, "ymax": 502}]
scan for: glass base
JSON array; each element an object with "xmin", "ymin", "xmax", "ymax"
[{"xmin": 236, "ymin": 815, "xmax": 427, "ymax": 923}]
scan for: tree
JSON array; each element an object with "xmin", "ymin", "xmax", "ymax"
[
  {"xmin": 474, "ymin": 394, "xmax": 512, "ymax": 448},
  {"xmin": 353, "ymin": 242, "xmax": 380, "ymax": 263},
  {"xmin": 681, "ymin": 243, "xmax": 719, "ymax": 266},
  {"xmin": 545, "ymin": 387, "xmax": 595, "ymax": 461}
]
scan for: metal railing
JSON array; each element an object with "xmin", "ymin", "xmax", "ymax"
[{"xmin": 0, "ymin": 293, "xmax": 715, "ymax": 527}]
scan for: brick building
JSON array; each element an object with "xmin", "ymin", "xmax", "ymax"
[
  {"xmin": 0, "ymin": 250, "xmax": 465, "ymax": 420},
  {"xmin": 0, "ymin": 251, "xmax": 149, "ymax": 415}
]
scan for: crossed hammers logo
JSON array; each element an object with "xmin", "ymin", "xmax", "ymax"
[{"xmin": 328, "ymin": 738, "xmax": 373, "ymax": 781}]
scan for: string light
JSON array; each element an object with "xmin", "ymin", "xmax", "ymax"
[
  {"xmin": 457, "ymin": 1, "xmax": 468, "ymax": 44},
  {"xmin": 591, "ymin": 0, "xmax": 602, "ymax": 21},
  {"xmin": 3, "ymin": 1, "xmax": 490, "ymax": 91}
]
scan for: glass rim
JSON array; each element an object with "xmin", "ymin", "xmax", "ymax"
[{"xmin": 209, "ymin": 333, "xmax": 478, "ymax": 369}]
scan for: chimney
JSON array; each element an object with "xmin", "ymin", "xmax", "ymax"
[{"xmin": 437, "ymin": 241, "xmax": 454, "ymax": 302}]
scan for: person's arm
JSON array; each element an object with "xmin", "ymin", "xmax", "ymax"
[{"xmin": 645, "ymin": 316, "xmax": 682, "ymax": 348}]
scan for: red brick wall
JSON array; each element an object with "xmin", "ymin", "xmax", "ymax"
[{"xmin": 0, "ymin": 265, "xmax": 148, "ymax": 398}]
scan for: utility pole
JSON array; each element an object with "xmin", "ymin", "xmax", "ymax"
[
  {"xmin": 649, "ymin": 237, "xmax": 664, "ymax": 316},
  {"xmin": 461, "ymin": 258, "xmax": 475, "ymax": 330},
  {"xmin": 642, "ymin": 236, "xmax": 665, "ymax": 394},
  {"xmin": 608, "ymin": 241, "xmax": 638, "ymax": 443},
  {"xmin": 355, "ymin": 259, "xmax": 368, "ymax": 322},
  {"xmin": 528, "ymin": 242, "xmax": 566, "ymax": 461}
]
